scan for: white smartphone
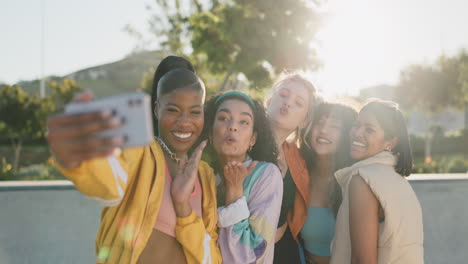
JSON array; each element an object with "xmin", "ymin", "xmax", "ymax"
[{"xmin": 65, "ymin": 92, "xmax": 154, "ymax": 148}]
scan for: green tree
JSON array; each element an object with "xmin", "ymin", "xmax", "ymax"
[
  {"xmin": 395, "ymin": 50, "xmax": 468, "ymax": 162},
  {"xmin": 459, "ymin": 61, "xmax": 468, "ymax": 103},
  {"xmin": 396, "ymin": 50, "xmax": 468, "ymax": 111},
  {"xmin": 139, "ymin": 66, "xmax": 156, "ymax": 94},
  {"xmin": 140, "ymin": 0, "xmax": 322, "ymax": 91},
  {"xmin": 48, "ymin": 78, "xmax": 84, "ymax": 110},
  {"xmin": 189, "ymin": 0, "xmax": 322, "ymax": 89},
  {"xmin": 0, "ymin": 85, "xmax": 55, "ymax": 172}
]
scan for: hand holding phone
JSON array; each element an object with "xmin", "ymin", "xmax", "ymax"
[
  {"xmin": 47, "ymin": 92, "xmax": 154, "ymax": 168},
  {"xmin": 64, "ymin": 92, "xmax": 154, "ymax": 148}
]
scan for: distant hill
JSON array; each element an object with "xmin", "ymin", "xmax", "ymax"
[{"xmin": 17, "ymin": 50, "xmax": 167, "ymax": 97}]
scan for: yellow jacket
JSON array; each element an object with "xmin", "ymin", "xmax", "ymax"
[{"xmin": 54, "ymin": 140, "xmax": 222, "ymax": 264}]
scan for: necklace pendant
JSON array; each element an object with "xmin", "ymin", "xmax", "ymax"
[{"xmin": 155, "ymin": 137, "xmax": 182, "ymax": 163}]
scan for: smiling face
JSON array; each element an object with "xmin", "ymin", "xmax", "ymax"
[
  {"xmin": 267, "ymin": 81, "xmax": 311, "ymax": 132},
  {"xmin": 350, "ymin": 110, "xmax": 396, "ymax": 160},
  {"xmin": 211, "ymin": 99, "xmax": 256, "ymax": 163},
  {"xmin": 155, "ymin": 87, "xmax": 204, "ymax": 157},
  {"xmin": 310, "ymin": 112, "xmax": 343, "ymax": 157}
]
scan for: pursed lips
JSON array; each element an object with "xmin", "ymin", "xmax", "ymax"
[
  {"xmin": 224, "ymin": 135, "xmax": 237, "ymax": 144},
  {"xmin": 279, "ymin": 106, "xmax": 289, "ymax": 115}
]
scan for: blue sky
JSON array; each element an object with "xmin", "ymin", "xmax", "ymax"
[{"xmin": 1, "ymin": 0, "xmax": 467, "ymax": 97}]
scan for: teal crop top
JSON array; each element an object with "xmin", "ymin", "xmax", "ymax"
[{"xmin": 300, "ymin": 206, "xmax": 336, "ymax": 257}]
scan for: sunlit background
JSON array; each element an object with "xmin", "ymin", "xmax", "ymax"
[
  {"xmin": 0, "ymin": 0, "xmax": 466, "ymax": 173},
  {"xmin": 1, "ymin": 0, "xmax": 467, "ymax": 97},
  {"xmin": 0, "ymin": 2, "xmax": 467, "ymax": 263},
  {"xmin": 314, "ymin": 0, "xmax": 468, "ymax": 97}
]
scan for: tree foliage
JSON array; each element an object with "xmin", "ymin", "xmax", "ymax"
[
  {"xmin": 395, "ymin": 51, "xmax": 468, "ymax": 162},
  {"xmin": 0, "ymin": 85, "xmax": 55, "ymax": 172},
  {"xmin": 48, "ymin": 78, "xmax": 84, "ymax": 109},
  {"xmin": 396, "ymin": 50, "xmax": 468, "ymax": 112},
  {"xmin": 146, "ymin": 0, "xmax": 323, "ymax": 90},
  {"xmin": 139, "ymin": 66, "xmax": 156, "ymax": 94},
  {"xmin": 191, "ymin": 0, "xmax": 322, "ymax": 88}
]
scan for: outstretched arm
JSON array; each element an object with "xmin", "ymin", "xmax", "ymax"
[
  {"xmin": 47, "ymin": 91, "xmax": 137, "ymax": 206},
  {"xmin": 349, "ymin": 175, "xmax": 379, "ymax": 264}
]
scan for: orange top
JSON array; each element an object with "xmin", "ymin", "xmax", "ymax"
[{"xmin": 283, "ymin": 141, "xmax": 310, "ymax": 242}]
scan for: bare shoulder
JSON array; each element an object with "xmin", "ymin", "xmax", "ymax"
[
  {"xmin": 349, "ymin": 174, "xmax": 379, "ymax": 213},
  {"xmin": 350, "ymin": 174, "xmax": 367, "ymax": 190}
]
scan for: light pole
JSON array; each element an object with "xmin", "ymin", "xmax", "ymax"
[{"xmin": 40, "ymin": 0, "xmax": 46, "ymax": 98}]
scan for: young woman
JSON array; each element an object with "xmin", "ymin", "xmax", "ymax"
[
  {"xmin": 203, "ymin": 91, "xmax": 283, "ymax": 263},
  {"xmin": 150, "ymin": 55, "xmax": 195, "ymax": 135},
  {"xmin": 46, "ymin": 68, "xmax": 221, "ymax": 264},
  {"xmin": 299, "ymin": 102, "xmax": 357, "ymax": 264},
  {"xmin": 330, "ymin": 99, "xmax": 424, "ymax": 264},
  {"xmin": 265, "ymin": 73, "xmax": 319, "ymax": 263}
]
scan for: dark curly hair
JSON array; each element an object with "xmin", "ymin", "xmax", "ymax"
[
  {"xmin": 202, "ymin": 91, "xmax": 278, "ymax": 172},
  {"xmin": 300, "ymin": 101, "xmax": 358, "ymax": 216},
  {"xmin": 300, "ymin": 102, "xmax": 358, "ymax": 173}
]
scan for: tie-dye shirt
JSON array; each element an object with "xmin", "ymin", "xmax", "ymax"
[{"xmin": 216, "ymin": 160, "xmax": 283, "ymax": 264}]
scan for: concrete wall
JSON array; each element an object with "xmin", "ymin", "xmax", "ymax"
[
  {"xmin": 0, "ymin": 175, "xmax": 467, "ymax": 264},
  {"xmin": 409, "ymin": 174, "xmax": 468, "ymax": 264},
  {"xmin": 0, "ymin": 182, "xmax": 101, "ymax": 264}
]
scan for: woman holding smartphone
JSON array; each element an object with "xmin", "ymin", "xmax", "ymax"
[{"xmin": 47, "ymin": 66, "xmax": 221, "ymax": 264}]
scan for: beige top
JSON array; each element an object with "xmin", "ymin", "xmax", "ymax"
[{"xmin": 330, "ymin": 151, "xmax": 424, "ymax": 264}]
